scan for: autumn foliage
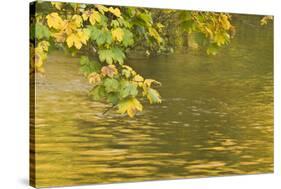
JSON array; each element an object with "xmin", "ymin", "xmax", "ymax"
[{"xmin": 30, "ymin": 1, "xmax": 234, "ymax": 117}]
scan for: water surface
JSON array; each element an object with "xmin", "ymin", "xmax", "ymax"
[{"xmin": 34, "ymin": 16, "xmax": 273, "ymax": 187}]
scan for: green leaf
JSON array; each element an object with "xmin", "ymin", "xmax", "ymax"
[
  {"xmin": 98, "ymin": 49, "xmax": 113, "ymax": 64},
  {"xmin": 146, "ymin": 88, "xmax": 161, "ymax": 104},
  {"xmin": 139, "ymin": 13, "xmax": 153, "ymax": 26},
  {"xmin": 88, "ymin": 26, "xmax": 112, "ymax": 46},
  {"xmin": 104, "ymin": 78, "xmax": 119, "ymax": 92},
  {"xmin": 90, "ymin": 85, "xmax": 106, "ymax": 101},
  {"xmin": 120, "ymin": 81, "xmax": 138, "ymax": 98},
  {"xmin": 106, "ymin": 92, "xmax": 120, "ymax": 105},
  {"xmin": 98, "ymin": 47, "xmax": 125, "ymax": 65},
  {"xmin": 117, "ymin": 97, "xmax": 143, "ymax": 117},
  {"xmin": 112, "ymin": 47, "xmax": 125, "ymax": 64},
  {"xmin": 79, "ymin": 56, "xmax": 101, "ymax": 75},
  {"xmin": 35, "ymin": 23, "xmax": 51, "ymax": 40},
  {"xmin": 122, "ymin": 29, "xmax": 134, "ymax": 47}
]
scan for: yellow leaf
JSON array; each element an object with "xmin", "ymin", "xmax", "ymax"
[
  {"xmin": 148, "ymin": 27, "xmax": 163, "ymax": 44},
  {"xmin": 118, "ymin": 98, "xmax": 143, "ymax": 117},
  {"xmin": 66, "ymin": 29, "xmax": 89, "ymax": 49},
  {"xmin": 133, "ymin": 75, "xmax": 144, "ymax": 82},
  {"xmin": 52, "ymin": 31, "xmax": 66, "ymax": 42},
  {"xmin": 34, "ymin": 41, "xmax": 50, "ymax": 72},
  {"xmin": 95, "ymin": 5, "xmax": 108, "ymax": 14},
  {"xmin": 82, "ymin": 12, "xmax": 89, "ymax": 21},
  {"xmin": 37, "ymin": 41, "xmax": 50, "ymax": 52},
  {"xmin": 72, "ymin": 15, "xmax": 83, "ymax": 27},
  {"xmin": 108, "ymin": 7, "xmax": 121, "ymax": 17},
  {"xmin": 111, "ymin": 28, "xmax": 124, "ymax": 42},
  {"xmin": 144, "ymin": 79, "xmax": 161, "ymax": 88},
  {"xmin": 87, "ymin": 10, "xmax": 101, "ymax": 25},
  {"xmin": 220, "ymin": 15, "xmax": 231, "ymax": 30},
  {"xmin": 46, "ymin": 12, "xmax": 64, "ymax": 30},
  {"xmin": 88, "ymin": 73, "xmax": 101, "ymax": 84},
  {"xmin": 51, "ymin": 2, "xmax": 63, "ymax": 10}
]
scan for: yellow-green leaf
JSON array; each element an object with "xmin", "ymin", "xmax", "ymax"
[
  {"xmin": 111, "ymin": 28, "xmax": 124, "ymax": 42},
  {"xmin": 90, "ymin": 11, "xmax": 101, "ymax": 25},
  {"xmin": 108, "ymin": 7, "xmax": 121, "ymax": 17},
  {"xmin": 95, "ymin": 5, "xmax": 108, "ymax": 14},
  {"xmin": 118, "ymin": 98, "xmax": 143, "ymax": 117},
  {"xmin": 51, "ymin": 2, "xmax": 63, "ymax": 10}
]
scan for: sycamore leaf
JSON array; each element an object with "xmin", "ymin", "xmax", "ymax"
[
  {"xmin": 83, "ymin": 10, "xmax": 101, "ymax": 25},
  {"xmin": 90, "ymin": 85, "xmax": 106, "ymax": 101},
  {"xmin": 213, "ymin": 32, "xmax": 230, "ymax": 46},
  {"xmin": 122, "ymin": 29, "xmax": 134, "ymax": 47},
  {"xmin": 111, "ymin": 28, "xmax": 124, "ymax": 42},
  {"xmin": 104, "ymin": 78, "xmax": 119, "ymax": 92},
  {"xmin": 88, "ymin": 72, "xmax": 101, "ymax": 84},
  {"xmin": 148, "ymin": 27, "xmax": 163, "ymax": 44},
  {"xmin": 80, "ymin": 56, "xmax": 101, "ymax": 75},
  {"xmin": 88, "ymin": 26, "xmax": 112, "ymax": 46},
  {"xmin": 120, "ymin": 81, "xmax": 138, "ymax": 98},
  {"xmin": 101, "ymin": 65, "xmax": 118, "ymax": 77},
  {"xmin": 98, "ymin": 47, "xmax": 125, "ymax": 64},
  {"xmin": 89, "ymin": 11, "xmax": 101, "ymax": 25},
  {"xmin": 35, "ymin": 23, "xmax": 51, "ymax": 40},
  {"xmin": 98, "ymin": 49, "xmax": 113, "ymax": 64},
  {"xmin": 34, "ymin": 41, "xmax": 50, "ymax": 72},
  {"xmin": 146, "ymin": 88, "xmax": 162, "ymax": 104},
  {"xmin": 108, "ymin": 7, "xmax": 121, "ymax": 17},
  {"xmin": 111, "ymin": 47, "xmax": 125, "ymax": 64},
  {"xmin": 220, "ymin": 15, "xmax": 231, "ymax": 30},
  {"xmin": 72, "ymin": 15, "xmax": 83, "ymax": 27},
  {"xmin": 95, "ymin": 5, "xmax": 108, "ymax": 14},
  {"xmin": 139, "ymin": 13, "xmax": 153, "ymax": 26},
  {"xmin": 66, "ymin": 29, "xmax": 89, "ymax": 49},
  {"xmin": 52, "ymin": 31, "xmax": 66, "ymax": 42},
  {"xmin": 144, "ymin": 79, "xmax": 161, "ymax": 88},
  {"xmin": 117, "ymin": 97, "xmax": 143, "ymax": 117},
  {"xmin": 46, "ymin": 12, "xmax": 64, "ymax": 30},
  {"xmin": 51, "ymin": 2, "xmax": 63, "ymax": 10},
  {"xmin": 106, "ymin": 92, "xmax": 120, "ymax": 105},
  {"xmin": 122, "ymin": 69, "xmax": 131, "ymax": 78},
  {"xmin": 133, "ymin": 74, "xmax": 144, "ymax": 82}
]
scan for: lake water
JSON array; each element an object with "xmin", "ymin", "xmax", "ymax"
[{"xmin": 34, "ymin": 16, "xmax": 273, "ymax": 187}]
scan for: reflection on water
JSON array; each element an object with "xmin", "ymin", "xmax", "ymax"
[{"xmin": 34, "ymin": 16, "xmax": 273, "ymax": 187}]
